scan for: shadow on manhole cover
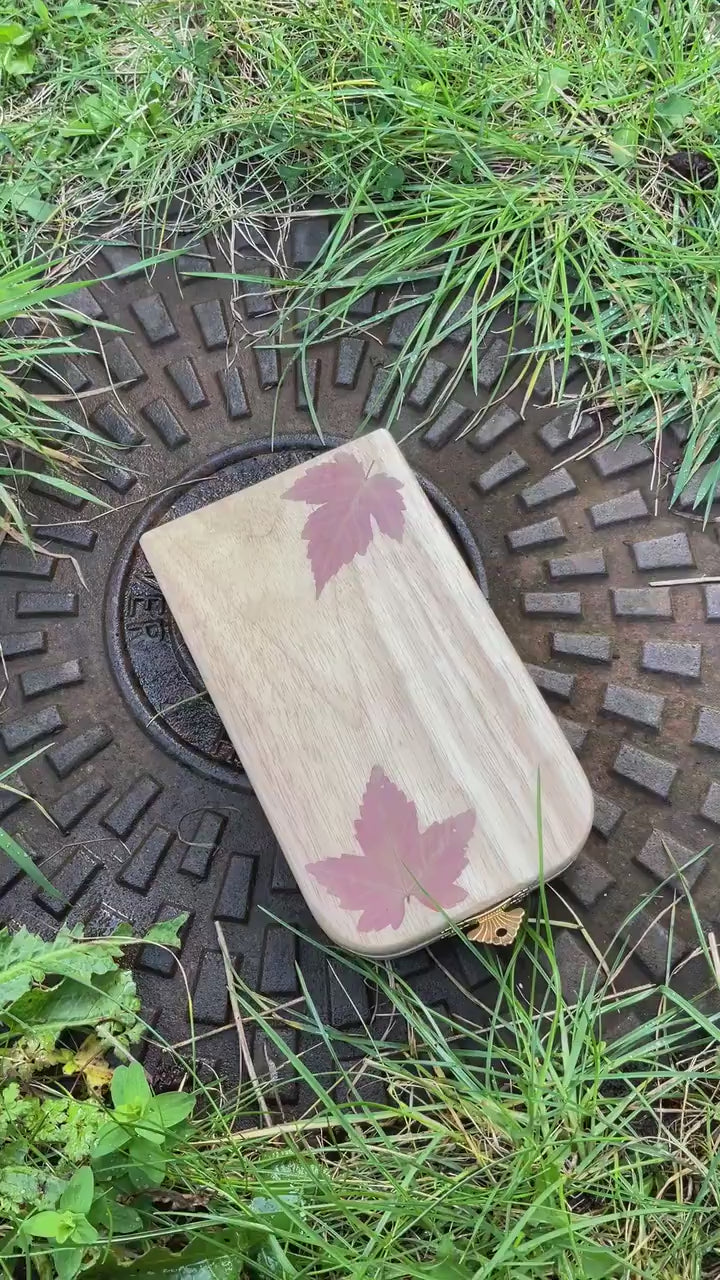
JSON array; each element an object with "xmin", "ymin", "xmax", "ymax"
[{"xmin": 0, "ymin": 216, "xmax": 718, "ymax": 1095}]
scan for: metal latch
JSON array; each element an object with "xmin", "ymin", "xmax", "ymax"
[{"xmin": 467, "ymin": 903, "xmax": 525, "ymax": 946}]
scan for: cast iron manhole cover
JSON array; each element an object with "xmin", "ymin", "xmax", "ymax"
[{"xmin": 1, "ymin": 214, "xmax": 719, "ymax": 1092}]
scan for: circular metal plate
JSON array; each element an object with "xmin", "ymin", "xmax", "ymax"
[{"xmin": 2, "ymin": 216, "xmax": 718, "ymax": 1090}]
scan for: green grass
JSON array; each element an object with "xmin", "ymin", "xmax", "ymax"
[
  {"xmin": 2, "ymin": 8, "xmax": 720, "ymax": 1270},
  {"xmin": 0, "ymin": 256, "xmax": 113, "ymax": 536},
  {"xmin": 4, "ymin": 893, "xmax": 720, "ymax": 1279},
  {"xmin": 3, "ymin": 0, "xmax": 720, "ymax": 508},
  {"xmin": 166, "ymin": 873, "xmax": 720, "ymax": 1280},
  {"xmin": 188, "ymin": 963, "xmax": 720, "ymax": 1278}
]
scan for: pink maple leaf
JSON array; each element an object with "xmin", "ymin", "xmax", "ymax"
[
  {"xmin": 310, "ymin": 767, "xmax": 474, "ymax": 932},
  {"xmin": 284, "ymin": 452, "xmax": 405, "ymax": 595}
]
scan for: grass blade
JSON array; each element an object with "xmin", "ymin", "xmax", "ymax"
[{"xmin": 0, "ymin": 826, "xmax": 61, "ymax": 899}]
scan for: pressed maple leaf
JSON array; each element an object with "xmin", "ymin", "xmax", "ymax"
[
  {"xmin": 310, "ymin": 767, "xmax": 474, "ymax": 932},
  {"xmin": 284, "ymin": 451, "xmax": 405, "ymax": 595}
]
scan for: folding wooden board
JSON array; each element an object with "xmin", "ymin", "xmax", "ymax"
[{"xmin": 141, "ymin": 429, "xmax": 593, "ymax": 957}]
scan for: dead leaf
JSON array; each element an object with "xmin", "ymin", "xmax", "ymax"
[{"xmin": 62, "ymin": 1033, "xmax": 113, "ymax": 1092}]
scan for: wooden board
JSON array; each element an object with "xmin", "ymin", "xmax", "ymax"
[{"xmin": 141, "ymin": 429, "xmax": 593, "ymax": 957}]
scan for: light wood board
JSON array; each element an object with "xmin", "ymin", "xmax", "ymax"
[{"xmin": 141, "ymin": 429, "xmax": 593, "ymax": 957}]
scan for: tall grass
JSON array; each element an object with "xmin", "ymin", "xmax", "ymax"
[
  {"xmin": 169, "ymin": 887, "xmax": 720, "ymax": 1279},
  {"xmin": 0, "ymin": 256, "xmax": 112, "ymax": 536},
  {"xmin": 3, "ymin": 0, "xmax": 720, "ymax": 504},
  {"xmin": 40, "ymin": 909, "xmax": 720, "ymax": 1276},
  {"xmin": 2, "ymin": 866, "xmax": 719, "ymax": 1277}
]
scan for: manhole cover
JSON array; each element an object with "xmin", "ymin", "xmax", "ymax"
[{"xmin": 1, "ymin": 215, "xmax": 718, "ymax": 1091}]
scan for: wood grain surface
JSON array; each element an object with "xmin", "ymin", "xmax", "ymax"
[{"xmin": 141, "ymin": 429, "xmax": 593, "ymax": 957}]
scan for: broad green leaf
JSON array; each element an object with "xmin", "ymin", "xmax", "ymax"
[
  {"xmin": 60, "ymin": 119, "xmax": 98, "ymax": 138},
  {"xmin": 536, "ymin": 65, "xmax": 571, "ymax": 105},
  {"xmin": 70, "ymin": 1216, "xmax": 98, "ymax": 1245},
  {"xmin": 123, "ymin": 129, "xmax": 147, "ymax": 170},
  {"xmin": 143, "ymin": 914, "xmax": 188, "ymax": 947},
  {"xmin": 127, "ymin": 1163, "xmax": 163, "ymax": 1192},
  {"xmin": 106, "ymin": 1201, "xmax": 143, "ymax": 1233},
  {"xmin": 608, "ymin": 126, "xmax": 637, "ymax": 167},
  {"xmin": 54, "ymin": 1247, "xmax": 84, "ymax": 1280},
  {"xmin": 375, "ymin": 164, "xmax": 405, "ymax": 200},
  {"xmin": 421, "ymin": 1236, "xmax": 475, "ymax": 1280},
  {"xmin": 524, "ymin": 1203, "xmax": 571, "ymax": 1232},
  {"xmin": 15, "ymin": 194, "xmax": 55, "ymax": 221},
  {"xmin": 127, "ymin": 1138, "xmax": 166, "ymax": 1187},
  {"xmin": 448, "ymin": 153, "xmax": 474, "ymax": 183},
  {"xmin": 276, "ymin": 163, "xmax": 306, "ymax": 191},
  {"xmin": 127, "ymin": 1137, "xmax": 166, "ymax": 1167},
  {"xmin": 0, "ymin": 827, "xmax": 61, "ymax": 901},
  {"xmin": 145, "ymin": 1091, "xmax": 195, "ymax": 1128},
  {"xmin": 133, "ymin": 1120, "xmax": 167, "ymax": 1146},
  {"xmin": 249, "ymin": 1192, "xmax": 301, "ymax": 1237},
  {"xmin": 84, "ymin": 1232, "xmax": 247, "ymax": 1277},
  {"xmin": 55, "ymin": 1212, "xmax": 77, "ymax": 1244},
  {"xmin": 2, "ymin": 48, "xmax": 35, "ymax": 75},
  {"xmin": 92, "ymin": 1120, "xmax": 129, "ymax": 1158},
  {"xmin": 82, "ymin": 93, "xmax": 122, "ymax": 134},
  {"xmin": 60, "ymin": 1167, "xmax": 94, "ymax": 1215},
  {"xmin": 57, "ymin": 0, "xmax": 98, "ymax": 15},
  {"xmin": 656, "ymin": 92, "xmax": 695, "ymax": 130},
  {"xmin": 0, "ymin": 924, "xmax": 122, "ymax": 1010},
  {"xmin": 409, "ymin": 78, "xmax": 435, "ymax": 99},
  {"xmin": 251, "ymin": 1182, "xmax": 302, "ymax": 1218},
  {"xmin": 88, "ymin": 1193, "xmax": 111, "ymax": 1228},
  {"xmin": 5, "ymin": 968, "xmax": 139, "ymax": 1042},
  {"xmin": 0, "ymin": 23, "xmax": 25, "ymax": 43},
  {"xmin": 576, "ymin": 1245, "xmax": 622, "ymax": 1277},
  {"xmin": 111, "ymin": 1061, "xmax": 151, "ymax": 1110},
  {"xmin": 9, "ymin": 187, "xmax": 55, "ymax": 221},
  {"xmin": 419, "ymin": 1264, "xmax": 473, "ymax": 1280},
  {"xmin": 25, "ymin": 1210, "xmax": 65, "ymax": 1238},
  {"xmin": 253, "ymin": 1243, "xmax": 288, "ymax": 1279}
]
